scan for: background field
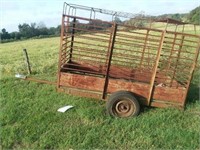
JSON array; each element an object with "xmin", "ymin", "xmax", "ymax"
[{"xmin": 0, "ymin": 35, "xmax": 200, "ymax": 149}]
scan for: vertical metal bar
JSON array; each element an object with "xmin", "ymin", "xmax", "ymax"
[
  {"xmin": 182, "ymin": 42, "xmax": 200, "ymax": 107},
  {"xmin": 170, "ymin": 35, "xmax": 185, "ymax": 88},
  {"xmin": 59, "ymin": 17, "xmax": 69, "ymax": 65},
  {"xmin": 57, "ymin": 15, "xmax": 65, "ymax": 88},
  {"xmin": 23, "ymin": 49, "xmax": 31, "ymax": 74},
  {"xmin": 140, "ymin": 30, "xmax": 150, "ymax": 67},
  {"xmin": 105, "ymin": 23, "xmax": 114, "ymax": 66},
  {"xmin": 147, "ymin": 31, "xmax": 166, "ymax": 105},
  {"xmin": 167, "ymin": 34, "xmax": 177, "ymax": 71},
  {"xmin": 102, "ymin": 23, "xmax": 117, "ymax": 99},
  {"xmin": 63, "ymin": 17, "xmax": 70, "ymax": 63},
  {"xmin": 69, "ymin": 17, "xmax": 76, "ymax": 62}
]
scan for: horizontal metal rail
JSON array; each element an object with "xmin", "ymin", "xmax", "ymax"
[
  {"xmin": 67, "ymin": 26, "xmax": 111, "ymax": 34},
  {"xmin": 117, "ymin": 30, "xmax": 162, "ymax": 38},
  {"xmin": 71, "ymin": 41, "xmax": 109, "ymax": 48},
  {"xmin": 116, "ymin": 33, "xmax": 161, "ymax": 43},
  {"xmin": 69, "ymin": 22, "xmax": 112, "ymax": 30},
  {"xmin": 62, "ymin": 66, "xmax": 106, "ymax": 75},
  {"xmin": 64, "ymin": 14, "xmax": 114, "ymax": 24},
  {"xmin": 64, "ymin": 62, "xmax": 106, "ymax": 71}
]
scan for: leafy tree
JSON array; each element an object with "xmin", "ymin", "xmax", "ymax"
[
  {"xmin": 56, "ymin": 25, "xmax": 61, "ymax": 35},
  {"xmin": 171, "ymin": 13, "xmax": 182, "ymax": 21},
  {"xmin": 14, "ymin": 32, "xmax": 21, "ymax": 40},
  {"xmin": 48, "ymin": 27, "xmax": 56, "ymax": 35},
  {"xmin": 2, "ymin": 28, "xmax": 6, "ymax": 34},
  {"xmin": 18, "ymin": 23, "xmax": 32, "ymax": 38},
  {"xmin": 10, "ymin": 32, "xmax": 15, "ymax": 39},
  {"xmin": 38, "ymin": 27, "xmax": 48, "ymax": 35},
  {"xmin": 188, "ymin": 6, "xmax": 200, "ymax": 24},
  {"xmin": 1, "ymin": 28, "xmax": 10, "ymax": 40}
]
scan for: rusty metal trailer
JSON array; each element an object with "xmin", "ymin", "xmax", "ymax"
[
  {"xmin": 23, "ymin": 3, "xmax": 200, "ymax": 118},
  {"xmin": 54, "ymin": 3, "xmax": 200, "ymax": 117},
  {"xmin": 55, "ymin": 3, "xmax": 200, "ymax": 117}
]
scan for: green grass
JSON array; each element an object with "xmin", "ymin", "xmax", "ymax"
[{"xmin": 1, "ymin": 36, "xmax": 200, "ymax": 149}]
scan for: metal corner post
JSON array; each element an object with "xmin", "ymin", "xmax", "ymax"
[
  {"xmin": 102, "ymin": 23, "xmax": 117, "ymax": 99},
  {"xmin": 147, "ymin": 30, "xmax": 166, "ymax": 105}
]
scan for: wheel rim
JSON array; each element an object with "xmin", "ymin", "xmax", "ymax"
[{"xmin": 113, "ymin": 98, "xmax": 136, "ymax": 117}]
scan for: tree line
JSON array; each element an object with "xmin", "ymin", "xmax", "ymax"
[
  {"xmin": 1, "ymin": 6, "xmax": 199, "ymax": 43},
  {"xmin": 156, "ymin": 6, "xmax": 200, "ymax": 24},
  {"xmin": 0, "ymin": 23, "xmax": 61, "ymax": 43}
]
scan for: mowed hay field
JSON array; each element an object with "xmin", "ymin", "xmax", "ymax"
[{"xmin": 0, "ymin": 34, "xmax": 200, "ymax": 149}]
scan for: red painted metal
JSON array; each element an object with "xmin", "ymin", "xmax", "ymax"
[
  {"xmin": 55, "ymin": 3, "xmax": 200, "ymax": 109},
  {"xmin": 19, "ymin": 3, "xmax": 198, "ymax": 111}
]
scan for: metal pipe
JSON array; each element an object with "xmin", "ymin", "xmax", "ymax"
[{"xmin": 102, "ymin": 23, "xmax": 117, "ymax": 99}]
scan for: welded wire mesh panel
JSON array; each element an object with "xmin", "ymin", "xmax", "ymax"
[
  {"xmin": 110, "ymin": 25, "xmax": 164, "ymax": 83},
  {"xmin": 156, "ymin": 31, "xmax": 200, "ymax": 88},
  {"xmin": 59, "ymin": 15, "xmax": 114, "ymax": 76}
]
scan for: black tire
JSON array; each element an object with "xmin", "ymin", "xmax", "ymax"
[{"xmin": 106, "ymin": 91, "xmax": 140, "ymax": 118}]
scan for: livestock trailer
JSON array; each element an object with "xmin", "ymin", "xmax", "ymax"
[{"xmin": 23, "ymin": 3, "xmax": 200, "ymax": 118}]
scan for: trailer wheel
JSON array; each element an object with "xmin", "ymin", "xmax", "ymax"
[{"xmin": 106, "ymin": 91, "xmax": 140, "ymax": 118}]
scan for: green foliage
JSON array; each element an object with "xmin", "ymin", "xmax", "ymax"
[
  {"xmin": 1, "ymin": 23, "xmax": 61, "ymax": 43},
  {"xmin": 157, "ymin": 13, "xmax": 186, "ymax": 21},
  {"xmin": 125, "ymin": 6, "xmax": 199, "ymax": 26},
  {"xmin": 1, "ymin": 28, "xmax": 11, "ymax": 40},
  {"xmin": 157, "ymin": 6, "xmax": 200, "ymax": 24},
  {"xmin": 18, "ymin": 23, "xmax": 33, "ymax": 38},
  {"xmin": 188, "ymin": 6, "xmax": 200, "ymax": 24},
  {"xmin": 171, "ymin": 13, "xmax": 182, "ymax": 21}
]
